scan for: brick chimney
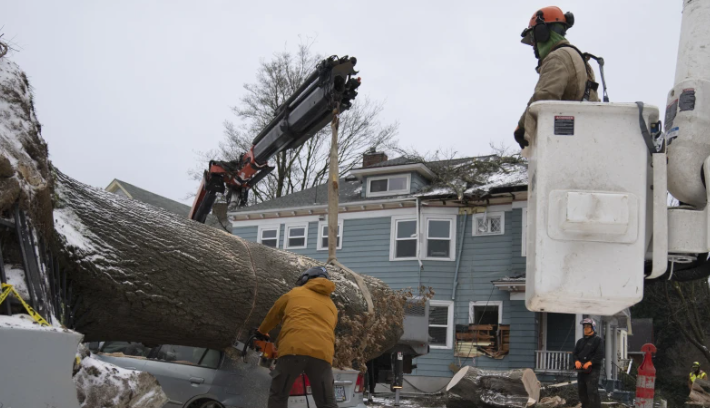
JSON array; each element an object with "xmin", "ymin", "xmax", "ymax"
[{"xmin": 362, "ymin": 148, "xmax": 388, "ymax": 167}]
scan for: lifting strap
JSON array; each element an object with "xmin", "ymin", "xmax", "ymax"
[
  {"xmin": 0, "ymin": 283, "xmax": 50, "ymax": 326},
  {"xmin": 555, "ymin": 44, "xmax": 610, "ymax": 102}
]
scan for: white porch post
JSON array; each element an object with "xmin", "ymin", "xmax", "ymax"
[
  {"xmin": 575, "ymin": 314, "xmax": 583, "ymax": 343},
  {"xmin": 605, "ymin": 320, "xmax": 613, "ymax": 380}
]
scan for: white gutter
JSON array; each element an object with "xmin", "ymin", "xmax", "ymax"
[{"xmin": 228, "ymin": 197, "xmax": 418, "ymax": 217}]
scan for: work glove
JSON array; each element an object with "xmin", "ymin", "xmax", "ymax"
[
  {"xmin": 583, "ymin": 361, "xmax": 592, "ymax": 370},
  {"xmin": 254, "ymin": 328, "xmax": 270, "ymax": 341},
  {"xmin": 514, "ymin": 126, "xmax": 528, "ymax": 149},
  {"xmin": 575, "ymin": 361, "xmax": 582, "ymax": 370}
]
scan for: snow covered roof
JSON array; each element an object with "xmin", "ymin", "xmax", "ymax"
[{"xmin": 231, "ymin": 155, "xmax": 528, "ymax": 214}]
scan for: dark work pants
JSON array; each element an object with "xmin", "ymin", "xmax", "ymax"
[
  {"xmin": 268, "ymin": 355, "xmax": 338, "ymax": 408},
  {"xmin": 578, "ymin": 369, "xmax": 601, "ymax": 408}
]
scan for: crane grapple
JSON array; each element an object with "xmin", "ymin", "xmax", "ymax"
[{"xmin": 189, "ymin": 55, "xmax": 360, "ymax": 223}]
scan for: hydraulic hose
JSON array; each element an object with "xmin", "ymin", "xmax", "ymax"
[{"xmin": 644, "ymin": 253, "xmax": 710, "ymax": 283}]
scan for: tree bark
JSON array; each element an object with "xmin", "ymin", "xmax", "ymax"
[
  {"xmin": 52, "ymin": 170, "xmax": 405, "ymax": 368},
  {"xmin": 445, "ymin": 366, "xmax": 540, "ymax": 408},
  {"xmin": 690, "ymin": 378, "xmax": 710, "ymax": 405}
]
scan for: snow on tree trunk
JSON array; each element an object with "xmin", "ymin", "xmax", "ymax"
[
  {"xmin": 53, "ymin": 170, "xmax": 406, "ymax": 367},
  {"xmin": 445, "ymin": 366, "xmax": 540, "ymax": 408},
  {"xmin": 0, "ymin": 57, "xmax": 52, "ymax": 235}
]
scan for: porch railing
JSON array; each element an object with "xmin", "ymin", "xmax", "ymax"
[{"xmin": 535, "ymin": 350, "xmax": 574, "ymax": 373}]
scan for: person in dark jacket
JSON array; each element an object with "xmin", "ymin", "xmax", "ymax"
[{"xmin": 573, "ymin": 318, "xmax": 604, "ymax": 408}]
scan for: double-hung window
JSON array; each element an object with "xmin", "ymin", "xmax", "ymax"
[
  {"xmin": 257, "ymin": 226, "xmax": 279, "ymax": 248},
  {"xmin": 285, "ymin": 224, "xmax": 308, "ymax": 249},
  {"xmin": 317, "ymin": 221, "xmax": 343, "ymax": 250},
  {"xmin": 391, "ymin": 217, "xmax": 417, "ymax": 260},
  {"xmin": 429, "ymin": 300, "xmax": 454, "ymax": 349},
  {"xmin": 423, "ymin": 215, "xmax": 456, "ymax": 261}
]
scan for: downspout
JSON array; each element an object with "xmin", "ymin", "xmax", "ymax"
[
  {"xmin": 451, "ymin": 212, "xmax": 467, "ymax": 300},
  {"xmin": 416, "ymin": 197, "xmax": 423, "ymax": 289}
]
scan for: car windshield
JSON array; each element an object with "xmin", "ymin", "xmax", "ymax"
[{"xmin": 100, "ymin": 341, "xmax": 153, "ymax": 358}]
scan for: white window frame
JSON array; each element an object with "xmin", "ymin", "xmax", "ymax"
[
  {"xmin": 284, "ymin": 223, "xmax": 309, "ymax": 250},
  {"xmin": 389, "ymin": 216, "xmax": 419, "ymax": 261},
  {"xmin": 257, "ymin": 225, "xmax": 280, "ymax": 248},
  {"xmin": 472, "ymin": 211, "xmax": 505, "ymax": 236},
  {"xmin": 521, "ymin": 208, "xmax": 527, "ymax": 257},
  {"xmin": 429, "ymin": 300, "xmax": 454, "ymax": 350},
  {"xmin": 468, "ymin": 301, "xmax": 504, "ymax": 325},
  {"xmin": 317, "ymin": 221, "xmax": 343, "ymax": 251},
  {"xmin": 423, "ymin": 215, "xmax": 457, "ymax": 261},
  {"xmin": 366, "ymin": 174, "xmax": 411, "ymax": 198}
]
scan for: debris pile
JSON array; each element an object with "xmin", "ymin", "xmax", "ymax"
[{"xmin": 445, "ymin": 366, "xmax": 540, "ymax": 408}]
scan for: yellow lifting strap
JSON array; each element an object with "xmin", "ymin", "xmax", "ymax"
[{"xmin": 0, "ymin": 283, "xmax": 50, "ymax": 327}]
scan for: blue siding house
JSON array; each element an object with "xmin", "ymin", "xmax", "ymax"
[{"xmin": 227, "ymin": 152, "xmax": 630, "ymax": 390}]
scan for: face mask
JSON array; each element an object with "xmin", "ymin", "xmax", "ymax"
[{"xmin": 584, "ymin": 326, "xmax": 594, "ymax": 336}]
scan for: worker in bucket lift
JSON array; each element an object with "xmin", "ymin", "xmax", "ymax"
[
  {"xmin": 689, "ymin": 361, "xmax": 707, "ymax": 390},
  {"xmin": 515, "ymin": 6, "xmax": 599, "ymax": 154},
  {"xmin": 573, "ymin": 318, "xmax": 604, "ymax": 408},
  {"xmin": 257, "ymin": 266, "xmax": 339, "ymax": 408}
]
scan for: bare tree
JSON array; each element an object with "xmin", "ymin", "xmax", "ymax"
[
  {"xmin": 190, "ymin": 42, "xmax": 398, "ymax": 204},
  {"xmin": 663, "ymin": 279, "xmax": 710, "ymax": 364}
]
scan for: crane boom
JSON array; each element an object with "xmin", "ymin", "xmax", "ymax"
[{"xmin": 189, "ymin": 55, "xmax": 360, "ymax": 223}]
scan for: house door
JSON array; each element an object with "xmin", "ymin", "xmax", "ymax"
[{"xmin": 544, "ymin": 313, "xmax": 576, "ymax": 352}]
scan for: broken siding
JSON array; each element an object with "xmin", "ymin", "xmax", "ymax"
[
  {"xmin": 410, "ymin": 172, "xmax": 428, "ymax": 194},
  {"xmin": 230, "ymin": 207, "xmax": 536, "ymax": 377}
]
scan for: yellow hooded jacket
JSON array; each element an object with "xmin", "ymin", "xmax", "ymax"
[{"xmin": 258, "ymin": 277, "xmax": 338, "ymax": 364}]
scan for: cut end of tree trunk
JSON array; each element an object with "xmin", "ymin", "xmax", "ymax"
[{"xmin": 445, "ymin": 366, "xmax": 540, "ymax": 408}]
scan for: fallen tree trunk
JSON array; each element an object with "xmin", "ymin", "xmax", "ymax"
[
  {"xmin": 0, "ymin": 54, "xmax": 407, "ymax": 369},
  {"xmin": 445, "ymin": 366, "xmax": 540, "ymax": 408},
  {"xmin": 690, "ymin": 378, "xmax": 710, "ymax": 406},
  {"xmin": 53, "ymin": 170, "xmax": 407, "ymax": 367}
]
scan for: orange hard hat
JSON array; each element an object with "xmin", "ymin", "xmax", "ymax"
[{"xmin": 521, "ymin": 6, "xmax": 574, "ymax": 45}]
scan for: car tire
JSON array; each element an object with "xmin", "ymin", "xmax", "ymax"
[{"xmin": 193, "ymin": 400, "xmax": 223, "ymax": 408}]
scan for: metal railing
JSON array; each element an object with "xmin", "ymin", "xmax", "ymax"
[{"xmin": 535, "ymin": 350, "xmax": 574, "ymax": 373}]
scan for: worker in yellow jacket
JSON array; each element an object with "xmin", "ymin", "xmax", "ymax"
[
  {"xmin": 258, "ymin": 266, "xmax": 339, "ymax": 408},
  {"xmin": 689, "ymin": 362, "xmax": 707, "ymax": 390}
]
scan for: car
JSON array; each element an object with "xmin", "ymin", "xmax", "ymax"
[{"xmin": 90, "ymin": 341, "xmax": 366, "ymax": 408}]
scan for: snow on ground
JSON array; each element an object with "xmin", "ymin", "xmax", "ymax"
[
  {"xmin": 4, "ymin": 264, "xmax": 29, "ymax": 300},
  {"xmin": 74, "ymin": 355, "xmax": 167, "ymax": 408},
  {"xmin": 0, "ymin": 313, "xmax": 64, "ymax": 330}
]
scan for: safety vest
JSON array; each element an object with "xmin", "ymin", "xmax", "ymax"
[{"xmin": 690, "ymin": 370, "xmax": 707, "ymax": 383}]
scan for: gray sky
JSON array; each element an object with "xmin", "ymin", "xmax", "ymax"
[{"xmin": 3, "ymin": 0, "xmax": 682, "ymax": 205}]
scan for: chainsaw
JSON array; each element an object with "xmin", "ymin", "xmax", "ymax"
[{"xmin": 241, "ymin": 329, "xmax": 278, "ymax": 368}]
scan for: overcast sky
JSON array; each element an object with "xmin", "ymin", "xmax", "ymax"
[{"xmin": 3, "ymin": 0, "xmax": 682, "ymax": 205}]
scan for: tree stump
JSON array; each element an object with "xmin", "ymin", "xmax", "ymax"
[{"xmin": 445, "ymin": 366, "xmax": 540, "ymax": 408}]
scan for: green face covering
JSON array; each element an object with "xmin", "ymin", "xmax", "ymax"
[{"xmin": 536, "ymin": 30, "xmax": 566, "ymax": 60}]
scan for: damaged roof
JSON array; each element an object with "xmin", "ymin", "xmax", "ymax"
[{"xmin": 231, "ymin": 155, "xmax": 528, "ymax": 213}]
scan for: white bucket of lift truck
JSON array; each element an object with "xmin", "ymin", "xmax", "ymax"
[{"xmin": 524, "ymin": 101, "xmax": 658, "ymax": 316}]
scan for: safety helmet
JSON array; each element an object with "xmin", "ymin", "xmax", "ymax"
[
  {"xmin": 580, "ymin": 317, "xmax": 596, "ymax": 331},
  {"xmin": 295, "ymin": 266, "xmax": 330, "ymax": 286},
  {"xmin": 521, "ymin": 6, "xmax": 575, "ymax": 45},
  {"xmin": 694, "ymin": 362, "xmax": 701, "ymax": 367}
]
